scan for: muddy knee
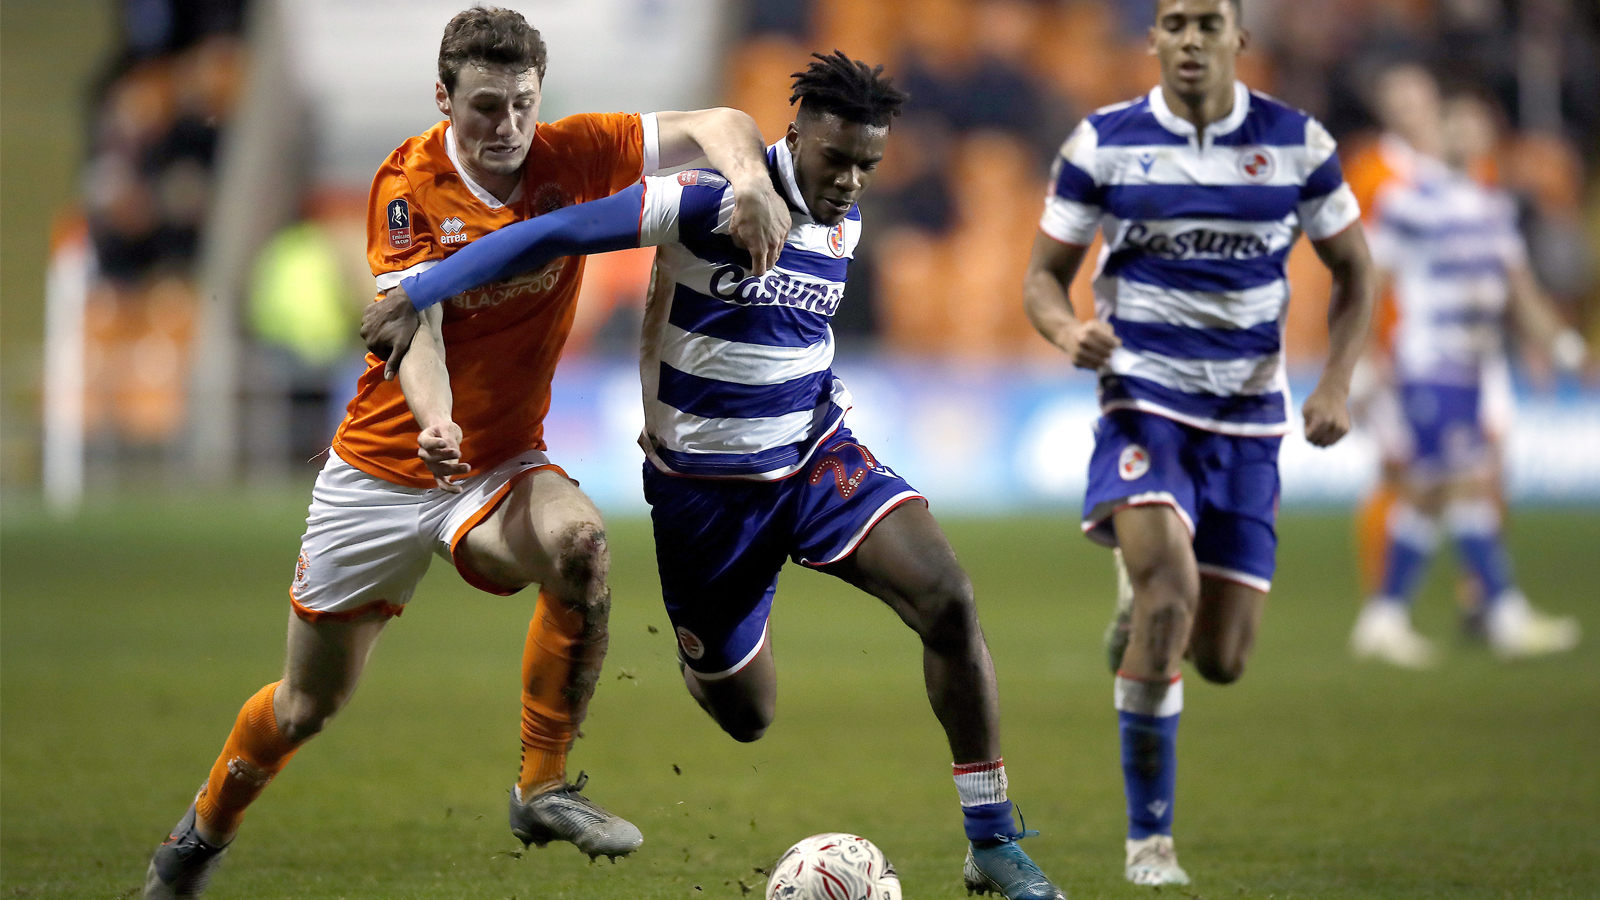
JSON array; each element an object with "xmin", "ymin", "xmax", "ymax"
[{"xmin": 553, "ymin": 522, "xmax": 610, "ymax": 594}]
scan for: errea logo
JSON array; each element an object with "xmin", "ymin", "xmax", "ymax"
[{"xmin": 440, "ymin": 216, "xmax": 469, "ymax": 244}]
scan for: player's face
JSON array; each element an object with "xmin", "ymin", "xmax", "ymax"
[
  {"xmin": 436, "ymin": 64, "xmax": 541, "ymax": 181},
  {"xmin": 1440, "ymin": 96, "xmax": 1495, "ymax": 170},
  {"xmin": 1149, "ymin": 0, "xmax": 1246, "ymax": 103},
  {"xmin": 786, "ymin": 113, "xmax": 887, "ymax": 227}
]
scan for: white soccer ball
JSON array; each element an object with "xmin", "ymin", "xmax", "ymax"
[{"xmin": 765, "ymin": 833, "xmax": 901, "ymax": 900}]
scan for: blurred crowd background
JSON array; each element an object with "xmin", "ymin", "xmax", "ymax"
[{"xmin": 2, "ymin": 0, "xmax": 1597, "ymax": 499}]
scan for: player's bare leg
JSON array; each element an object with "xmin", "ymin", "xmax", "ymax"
[
  {"xmin": 145, "ymin": 613, "xmax": 389, "ymax": 898},
  {"xmin": 455, "ymin": 468, "xmax": 642, "ymax": 858},
  {"xmin": 681, "ymin": 637, "xmax": 778, "ymax": 742},
  {"xmin": 1188, "ymin": 578, "xmax": 1266, "ymax": 685},
  {"xmin": 1112, "ymin": 505, "xmax": 1197, "ymax": 887},
  {"xmin": 824, "ymin": 502, "xmax": 1064, "ymax": 900}
]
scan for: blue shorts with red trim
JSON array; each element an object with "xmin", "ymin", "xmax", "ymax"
[
  {"xmin": 1082, "ymin": 409, "xmax": 1281, "ymax": 592},
  {"xmin": 642, "ymin": 427, "xmax": 925, "ymax": 679},
  {"xmin": 1400, "ymin": 381, "xmax": 1487, "ymax": 479}
]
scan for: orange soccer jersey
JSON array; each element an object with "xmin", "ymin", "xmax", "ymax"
[{"xmin": 334, "ymin": 113, "xmax": 648, "ymax": 487}]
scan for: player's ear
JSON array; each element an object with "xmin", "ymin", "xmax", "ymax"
[
  {"xmin": 784, "ymin": 121, "xmax": 801, "ymax": 152},
  {"xmin": 435, "ymin": 81, "xmax": 451, "ymax": 118},
  {"xmin": 1235, "ymin": 25, "xmax": 1250, "ymax": 54}
]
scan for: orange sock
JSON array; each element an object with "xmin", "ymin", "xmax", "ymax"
[
  {"xmin": 518, "ymin": 589, "xmax": 608, "ymax": 795},
  {"xmin": 1355, "ymin": 482, "xmax": 1399, "ymax": 598},
  {"xmin": 194, "ymin": 681, "xmax": 301, "ymax": 840}
]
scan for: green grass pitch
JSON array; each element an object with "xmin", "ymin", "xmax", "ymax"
[{"xmin": 3, "ymin": 492, "xmax": 1597, "ymax": 899}]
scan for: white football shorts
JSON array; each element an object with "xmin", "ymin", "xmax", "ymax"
[{"xmin": 289, "ymin": 448, "xmax": 564, "ymax": 622}]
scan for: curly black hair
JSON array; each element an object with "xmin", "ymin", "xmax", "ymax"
[{"xmin": 789, "ymin": 50, "xmax": 909, "ymax": 128}]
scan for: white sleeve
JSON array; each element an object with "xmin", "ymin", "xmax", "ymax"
[
  {"xmin": 1297, "ymin": 120, "xmax": 1360, "ymax": 241},
  {"xmin": 638, "ymin": 174, "xmax": 683, "ymax": 246},
  {"xmin": 1039, "ymin": 119, "xmax": 1101, "ymax": 245},
  {"xmin": 640, "ymin": 112, "xmax": 662, "ymax": 177}
]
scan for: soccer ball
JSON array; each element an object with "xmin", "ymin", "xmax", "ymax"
[{"xmin": 765, "ymin": 833, "xmax": 901, "ymax": 900}]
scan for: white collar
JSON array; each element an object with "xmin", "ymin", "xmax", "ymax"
[
  {"xmin": 444, "ymin": 124, "xmax": 524, "ymax": 210},
  {"xmin": 771, "ymin": 138, "xmax": 810, "ymax": 219},
  {"xmin": 1148, "ymin": 81, "xmax": 1251, "ymax": 145}
]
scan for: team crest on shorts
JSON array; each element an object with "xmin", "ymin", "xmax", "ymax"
[
  {"xmin": 675, "ymin": 626, "xmax": 706, "ymax": 660},
  {"xmin": 292, "ymin": 550, "xmax": 310, "ymax": 599},
  {"xmin": 386, "ymin": 198, "xmax": 411, "ymax": 249},
  {"xmin": 826, "ymin": 222, "xmax": 846, "ymax": 258},
  {"xmin": 1236, "ymin": 148, "xmax": 1275, "ymax": 184},
  {"xmin": 1119, "ymin": 444, "xmax": 1151, "ymax": 481}
]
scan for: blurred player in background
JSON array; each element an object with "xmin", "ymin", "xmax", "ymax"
[
  {"xmin": 1344, "ymin": 62, "xmax": 1511, "ymax": 647},
  {"xmin": 1347, "ymin": 86, "xmax": 1583, "ymax": 667},
  {"xmin": 1023, "ymin": 0, "xmax": 1374, "ymax": 885},
  {"xmin": 143, "ymin": 8, "xmax": 790, "ymax": 898},
  {"xmin": 362, "ymin": 50, "xmax": 1068, "ymax": 900}
]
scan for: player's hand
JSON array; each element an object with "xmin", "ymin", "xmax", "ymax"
[
  {"xmin": 729, "ymin": 182, "xmax": 791, "ymax": 276},
  {"xmin": 1061, "ymin": 319, "xmax": 1121, "ymax": 370},
  {"xmin": 360, "ymin": 288, "xmax": 421, "ymax": 380},
  {"xmin": 417, "ymin": 422, "xmax": 469, "ymax": 493},
  {"xmin": 1301, "ymin": 382, "xmax": 1351, "ymax": 447}
]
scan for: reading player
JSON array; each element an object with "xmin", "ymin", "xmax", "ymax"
[
  {"xmin": 1349, "ymin": 88, "xmax": 1582, "ymax": 662},
  {"xmin": 142, "ymin": 8, "xmax": 789, "ymax": 898},
  {"xmin": 1022, "ymin": 0, "xmax": 1375, "ymax": 885},
  {"xmin": 362, "ymin": 51, "xmax": 1068, "ymax": 900}
]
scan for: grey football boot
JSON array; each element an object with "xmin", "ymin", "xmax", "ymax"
[
  {"xmin": 509, "ymin": 771, "xmax": 643, "ymax": 860},
  {"xmin": 144, "ymin": 800, "xmax": 229, "ymax": 899}
]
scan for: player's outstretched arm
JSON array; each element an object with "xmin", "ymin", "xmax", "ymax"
[
  {"xmin": 1023, "ymin": 230, "xmax": 1120, "ymax": 369},
  {"xmin": 361, "ymin": 185, "xmax": 651, "ymax": 375},
  {"xmin": 654, "ymin": 108, "xmax": 789, "ymax": 275},
  {"xmin": 397, "ymin": 304, "xmax": 468, "ymax": 493},
  {"xmin": 1304, "ymin": 223, "xmax": 1378, "ymax": 447}
]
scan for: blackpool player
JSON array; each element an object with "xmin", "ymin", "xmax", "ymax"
[
  {"xmin": 1347, "ymin": 87, "xmax": 1583, "ymax": 664},
  {"xmin": 1021, "ymin": 0, "xmax": 1376, "ymax": 885},
  {"xmin": 362, "ymin": 51, "xmax": 1068, "ymax": 900},
  {"xmin": 143, "ymin": 8, "xmax": 790, "ymax": 898}
]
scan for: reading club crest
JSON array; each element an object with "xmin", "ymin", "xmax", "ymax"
[
  {"xmin": 675, "ymin": 626, "xmax": 706, "ymax": 660},
  {"xmin": 1119, "ymin": 444, "xmax": 1151, "ymax": 481},
  {"xmin": 826, "ymin": 222, "xmax": 846, "ymax": 258},
  {"xmin": 386, "ymin": 198, "xmax": 412, "ymax": 249},
  {"xmin": 1236, "ymin": 147, "xmax": 1275, "ymax": 184}
]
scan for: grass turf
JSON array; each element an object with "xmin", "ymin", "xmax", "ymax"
[{"xmin": 2, "ymin": 492, "xmax": 1597, "ymax": 899}]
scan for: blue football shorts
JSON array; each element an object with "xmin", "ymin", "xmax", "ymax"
[
  {"xmin": 1082, "ymin": 409, "xmax": 1282, "ymax": 592},
  {"xmin": 1399, "ymin": 381, "xmax": 1488, "ymax": 481},
  {"xmin": 642, "ymin": 427, "xmax": 925, "ymax": 679}
]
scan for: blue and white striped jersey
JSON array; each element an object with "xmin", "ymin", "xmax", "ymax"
[
  {"xmin": 1371, "ymin": 170, "xmax": 1524, "ymax": 388},
  {"xmin": 1040, "ymin": 82, "xmax": 1361, "ymax": 435},
  {"xmin": 634, "ymin": 140, "xmax": 861, "ymax": 480}
]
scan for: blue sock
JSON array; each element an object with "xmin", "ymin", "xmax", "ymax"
[
  {"xmin": 1447, "ymin": 500, "xmax": 1514, "ymax": 601},
  {"xmin": 1115, "ymin": 674, "xmax": 1181, "ymax": 840},
  {"xmin": 1378, "ymin": 503, "xmax": 1439, "ymax": 605}
]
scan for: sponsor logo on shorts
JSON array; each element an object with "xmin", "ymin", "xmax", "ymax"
[
  {"xmin": 827, "ymin": 222, "xmax": 846, "ymax": 258},
  {"xmin": 1236, "ymin": 147, "xmax": 1275, "ymax": 184},
  {"xmin": 675, "ymin": 626, "xmax": 705, "ymax": 660},
  {"xmin": 1119, "ymin": 444, "xmax": 1150, "ymax": 481},
  {"xmin": 439, "ymin": 216, "xmax": 468, "ymax": 244},
  {"xmin": 386, "ymin": 199, "xmax": 411, "ymax": 249}
]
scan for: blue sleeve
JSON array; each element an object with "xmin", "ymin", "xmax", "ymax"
[{"xmin": 402, "ymin": 183, "xmax": 646, "ymax": 310}]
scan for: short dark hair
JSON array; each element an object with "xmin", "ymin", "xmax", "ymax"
[
  {"xmin": 438, "ymin": 6, "xmax": 547, "ymax": 96},
  {"xmin": 1154, "ymin": 0, "xmax": 1243, "ymax": 20},
  {"xmin": 789, "ymin": 51, "xmax": 909, "ymax": 128}
]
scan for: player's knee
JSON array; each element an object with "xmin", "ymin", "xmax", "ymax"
[
  {"xmin": 912, "ymin": 568, "xmax": 979, "ymax": 652},
  {"xmin": 1124, "ymin": 555, "xmax": 1198, "ymax": 606},
  {"xmin": 554, "ymin": 521, "xmax": 608, "ymax": 585},
  {"xmin": 1192, "ymin": 644, "xmax": 1248, "ymax": 684},
  {"xmin": 712, "ymin": 699, "xmax": 774, "ymax": 743},
  {"xmin": 275, "ymin": 686, "xmax": 343, "ymax": 744}
]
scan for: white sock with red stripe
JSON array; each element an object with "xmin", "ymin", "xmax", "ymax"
[{"xmin": 953, "ymin": 759, "xmax": 1017, "ymax": 842}]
